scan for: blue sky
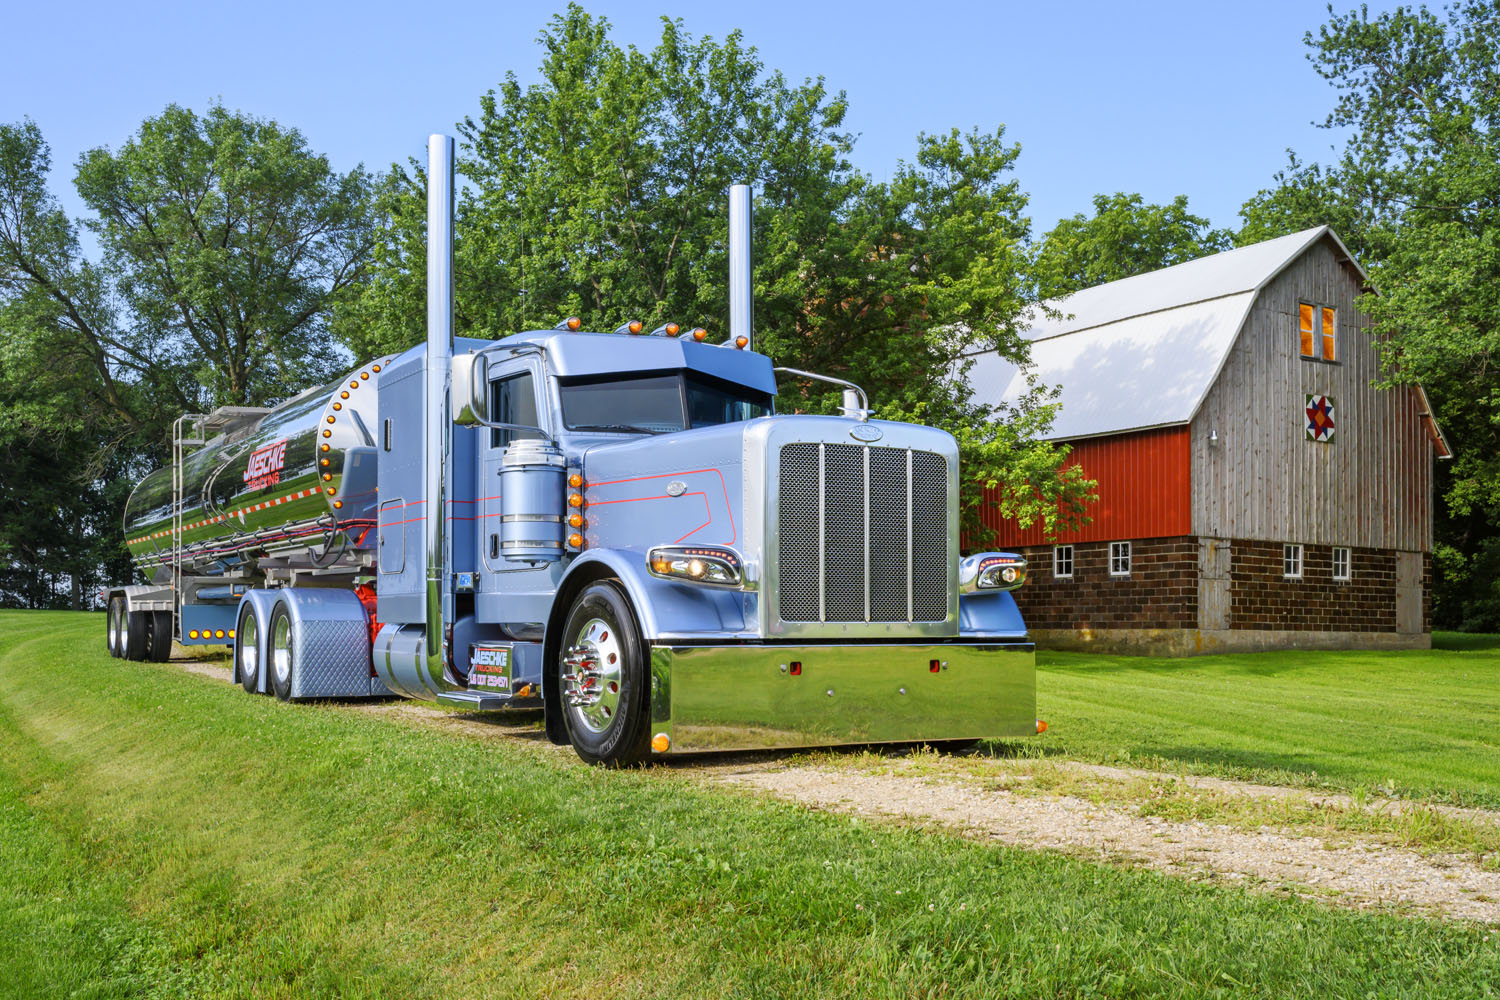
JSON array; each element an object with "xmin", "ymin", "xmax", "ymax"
[{"xmin": 5, "ymin": 0, "xmax": 1351, "ymax": 245}]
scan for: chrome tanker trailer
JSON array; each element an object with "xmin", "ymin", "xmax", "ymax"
[{"xmin": 105, "ymin": 134, "xmax": 1036, "ymax": 764}]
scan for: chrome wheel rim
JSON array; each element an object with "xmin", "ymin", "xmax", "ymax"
[
  {"xmin": 561, "ymin": 617, "xmax": 623, "ymax": 734},
  {"xmin": 239, "ymin": 614, "xmax": 259, "ymax": 682},
  {"xmin": 110, "ymin": 603, "xmax": 125, "ymax": 653},
  {"xmin": 272, "ymin": 616, "xmax": 292, "ymax": 688}
]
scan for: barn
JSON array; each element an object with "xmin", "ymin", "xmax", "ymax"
[{"xmin": 968, "ymin": 226, "xmax": 1451, "ymax": 655}]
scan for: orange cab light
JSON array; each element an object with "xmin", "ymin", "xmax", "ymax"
[
  {"xmin": 333, "ymin": 500, "xmax": 343, "ymax": 509},
  {"xmin": 340, "ymin": 391, "xmax": 349, "ymax": 399},
  {"xmin": 326, "ymin": 415, "xmax": 336, "ymax": 424},
  {"xmin": 568, "ymin": 493, "xmax": 584, "ymax": 508},
  {"xmin": 568, "ymin": 533, "xmax": 583, "ymax": 548},
  {"xmin": 1036, "ymin": 719, "xmax": 1048, "ymax": 734},
  {"xmin": 360, "ymin": 372, "xmax": 369, "ymax": 380},
  {"xmin": 734, "ymin": 336, "xmax": 748, "ymax": 349},
  {"xmin": 372, "ymin": 364, "xmax": 381, "ymax": 373},
  {"xmin": 332, "ymin": 402, "xmax": 342, "ymax": 411},
  {"xmin": 326, "ymin": 487, "xmax": 336, "ymax": 495},
  {"xmin": 322, "ymin": 430, "xmax": 332, "ymax": 438},
  {"xmin": 321, "ymin": 458, "xmax": 330, "ymax": 467},
  {"xmin": 321, "ymin": 443, "xmax": 331, "ymax": 452},
  {"xmin": 629, "ymin": 320, "xmax": 643, "ymax": 334},
  {"xmin": 691, "ymin": 327, "xmax": 707, "ymax": 342},
  {"xmin": 568, "ymin": 473, "xmax": 583, "ymax": 488},
  {"xmin": 214, "ymin": 630, "xmax": 226, "ymax": 639},
  {"xmin": 666, "ymin": 322, "xmax": 680, "ymax": 336},
  {"xmin": 323, "ymin": 473, "xmax": 332, "ymax": 481},
  {"xmin": 568, "ymin": 513, "xmax": 583, "ymax": 528},
  {"xmin": 189, "ymin": 630, "xmax": 199, "ymax": 639},
  {"xmin": 350, "ymin": 381, "xmax": 360, "ymax": 389},
  {"xmin": 651, "ymin": 733, "xmax": 671, "ymax": 753},
  {"xmin": 557, "ymin": 316, "xmax": 582, "ymax": 332}
]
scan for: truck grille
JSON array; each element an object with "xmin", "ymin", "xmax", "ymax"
[{"xmin": 777, "ymin": 443, "xmax": 949, "ymax": 623}]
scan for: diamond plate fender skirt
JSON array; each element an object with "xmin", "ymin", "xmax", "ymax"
[
  {"xmin": 274, "ymin": 588, "xmax": 389, "ymax": 700},
  {"xmin": 235, "ymin": 590, "xmax": 282, "ymax": 693}
]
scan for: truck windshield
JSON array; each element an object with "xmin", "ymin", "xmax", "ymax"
[{"xmin": 560, "ymin": 372, "xmax": 772, "ymax": 434}]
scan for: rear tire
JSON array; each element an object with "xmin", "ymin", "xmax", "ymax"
[
  {"xmin": 238, "ymin": 603, "xmax": 263, "ymax": 694},
  {"xmin": 268, "ymin": 604, "xmax": 295, "ymax": 702},
  {"xmin": 123, "ymin": 609, "xmax": 148, "ymax": 661},
  {"xmin": 106, "ymin": 597, "xmax": 125, "ymax": 658},
  {"xmin": 146, "ymin": 611, "xmax": 173, "ymax": 662},
  {"xmin": 557, "ymin": 580, "xmax": 653, "ymax": 766}
]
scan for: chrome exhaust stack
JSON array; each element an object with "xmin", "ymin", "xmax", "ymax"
[
  {"xmin": 729, "ymin": 184, "xmax": 753, "ymax": 352},
  {"xmin": 423, "ymin": 133, "xmax": 457, "ymax": 696}
]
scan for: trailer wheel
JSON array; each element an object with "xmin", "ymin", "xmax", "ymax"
[
  {"xmin": 107, "ymin": 596, "xmax": 125, "ymax": 658},
  {"xmin": 557, "ymin": 580, "xmax": 653, "ymax": 766},
  {"xmin": 146, "ymin": 611, "xmax": 173, "ymax": 662},
  {"xmin": 237, "ymin": 604, "xmax": 262, "ymax": 693},
  {"xmin": 122, "ymin": 609, "xmax": 148, "ymax": 661},
  {"xmin": 268, "ymin": 604, "xmax": 296, "ymax": 702}
]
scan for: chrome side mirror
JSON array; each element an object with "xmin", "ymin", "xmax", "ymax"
[{"xmin": 452, "ymin": 351, "xmax": 488, "ymax": 425}]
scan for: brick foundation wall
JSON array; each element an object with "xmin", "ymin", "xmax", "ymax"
[
  {"xmin": 1007, "ymin": 536, "xmax": 1198, "ymax": 630},
  {"xmin": 1228, "ymin": 541, "xmax": 1395, "ymax": 632}
]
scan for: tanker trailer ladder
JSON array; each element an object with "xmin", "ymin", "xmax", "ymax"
[{"xmin": 170, "ymin": 413, "xmax": 208, "ymax": 609}]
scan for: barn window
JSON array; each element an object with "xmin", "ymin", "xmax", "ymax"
[
  {"xmin": 1109, "ymin": 541, "xmax": 1131, "ymax": 577},
  {"xmin": 1299, "ymin": 303, "xmax": 1336, "ymax": 361},
  {"xmin": 1053, "ymin": 545, "xmax": 1074, "ymax": 579},
  {"xmin": 1283, "ymin": 544, "xmax": 1303, "ymax": 579},
  {"xmin": 1332, "ymin": 546, "xmax": 1351, "ymax": 581}
]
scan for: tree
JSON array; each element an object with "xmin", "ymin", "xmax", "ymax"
[
  {"xmin": 0, "ymin": 110, "xmax": 376, "ymax": 606},
  {"xmin": 1237, "ymin": 1, "xmax": 1500, "ymax": 628},
  {"xmin": 1035, "ymin": 192, "xmax": 1234, "ymax": 299},
  {"xmin": 340, "ymin": 6, "xmax": 1094, "ymax": 543}
]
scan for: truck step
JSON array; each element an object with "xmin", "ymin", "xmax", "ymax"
[{"xmin": 436, "ymin": 689, "xmax": 534, "ymax": 712}]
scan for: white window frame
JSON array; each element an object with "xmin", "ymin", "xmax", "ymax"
[
  {"xmin": 1109, "ymin": 541, "xmax": 1131, "ymax": 577},
  {"xmin": 1053, "ymin": 544, "xmax": 1074, "ymax": 579},
  {"xmin": 1332, "ymin": 546, "xmax": 1351, "ymax": 581},
  {"xmin": 1283, "ymin": 543, "xmax": 1303, "ymax": 579}
]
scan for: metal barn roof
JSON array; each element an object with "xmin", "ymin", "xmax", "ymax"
[{"xmin": 967, "ymin": 226, "xmax": 1353, "ymax": 441}]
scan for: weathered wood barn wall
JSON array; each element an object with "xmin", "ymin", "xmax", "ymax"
[{"xmin": 970, "ymin": 228, "xmax": 1448, "ymax": 655}]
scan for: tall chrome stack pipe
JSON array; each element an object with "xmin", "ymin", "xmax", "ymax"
[
  {"xmin": 729, "ymin": 184, "xmax": 753, "ymax": 351},
  {"xmin": 424, "ymin": 133, "xmax": 456, "ymax": 695}
]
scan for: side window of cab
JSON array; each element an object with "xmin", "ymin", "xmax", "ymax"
[{"xmin": 488, "ymin": 370, "xmax": 544, "ymax": 451}]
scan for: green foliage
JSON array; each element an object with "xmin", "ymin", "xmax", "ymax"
[
  {"xmin": 1237, "ymin": 1, "xmax": 1500, "ymax": 628},
  {"xmin": 1035, "ymin": 192, "xmax": 1234, "ymax": 299},
  {"xmin": 0, "ymin": 110, "xmax": 374, "ymax": 606},
  {"xmin": 74, "ymin": 104, "xmax": 376, "ymax": 408},
  {"xmin": 339, "ymin": 6, "xmax": 1094, "ymax": 543}
]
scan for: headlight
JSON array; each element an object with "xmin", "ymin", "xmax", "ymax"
[
  {"xmin": 960, "ymin": 553, "xmax": 1027, "ymax": 593},
  {"xmin": 647, "ymin": 545, "xmax": 744, "ymax": 588}
]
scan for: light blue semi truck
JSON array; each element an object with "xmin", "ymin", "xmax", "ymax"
[{"xmin": 105, "ymin": 135, "xmax": 1035, "ymax": 765}]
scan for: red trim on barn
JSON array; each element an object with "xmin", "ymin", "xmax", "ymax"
[{"xmin": 983, "ymin": 425, "xmax": 1192, "ymax": 547}]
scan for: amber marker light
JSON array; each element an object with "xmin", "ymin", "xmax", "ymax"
[
  {"xmin": 556, "ymin": 316, "xmax": 583, "ymax": 332},
  {"xmin": 568, "ymin": 533, "xmax": 583, "ymax": 548},
  {"xmin": 332, "ymin": 402, "xmax": 342, "ymax": 410},
  {"xmin": 326, "ymin": 487, "xmax": 336, "ymax": 495},
  {"xmin": 322, "ymin": 430, "xmax": 332, "ymax": 438},
  {"xmin": 321, "ymin": 443, "xmax": 330, "ymax": 452},
  {"xmin": 333, "ymin": 500, "xmax": 343, "ymax": 509},
  {"xmin": 228, "ymin": 630, "xmax": 235, "ymax": 639},
  {"xmin": 189, "ymin": 630, "xmax": 199, "ymax": 639},
  {"xmin": 665, "ymin": 322, "xmax": 679, "ymax": 336},
  {"xmin": 323, "ymin": 473, "xmax": 332, "ymax": 481},
  {"xmin": 734, "ymin": 336, "xmax": 749, "ymax": 349},
  {"xmin": 350, "ymin": 381, "xmax": 359, "ymax": 389},
  {"xmin": 372, "ymin": 364, "xmax": 381, "ymax": 372},
  {"xmin": 568, "ymin": 493, "xmax": 584, "ymax": 508},
  {"xmin": 340, "ymin": 391, "xmax": 349, "ymax": 399},
  {"xmin": 568, "ymin": 513, "xmax": 584, "ymax": 529},
  {"xmin": 360, "ymin": 372, "xmax": 369, "ymax": 380},
  {"xmin": 215, "ymin": 630, "xmax": 226, "ymax": 639},
  {"xmin": 691, "ymin": 327, "xmax": 708, "ymax": 342},
  {"xmin": 651, "ymin": 733, "xmax": 671, "ymax": 753},
  {"xmin": 326, "ymin": 415, "xmax": 336, "ymax": 424},
  {"xmin": 321, "ymin": 458, "xmax": 330, "ymax": 467},
  {"xmin": 1036, "ymin": 719, "xmax": 1049, "ymax": 734},
  {"xmin": 568, "ymin": 473, "xmax": 583, "ymax": 488}
]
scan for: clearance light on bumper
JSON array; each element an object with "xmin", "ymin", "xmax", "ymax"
[
  {"xmin": 647, "ymin": 546, "xmax": 743, "ymax": 588},
  {"xmin": 960, "ymin": 553, "xmax": 1028, "ymax": 593}
]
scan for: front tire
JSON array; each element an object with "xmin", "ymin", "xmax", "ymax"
[
  {"xmin": 557, "ymin": 581, "xmax": 653, "ymax": 766},
  {"xmin": 268, "ymin": 604, "xmax": 295, "ymax": 702},
  {"xmin": 237, "ymin": 603, "xmax": 262, "ymax": 694}
]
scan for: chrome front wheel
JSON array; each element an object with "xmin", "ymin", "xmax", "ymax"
[{"xmin": 557, "ymin": 581, "xmax": 653, "ymax": 765}]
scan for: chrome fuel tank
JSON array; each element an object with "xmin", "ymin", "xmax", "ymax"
[{"xmin": 123, "ymin": 358, "xmax": 394, "ymax": 577}]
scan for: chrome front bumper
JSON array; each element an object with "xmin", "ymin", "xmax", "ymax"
[{"xmin": 648, "ymin": 640, "xmax": 1035, "ymax": 752}]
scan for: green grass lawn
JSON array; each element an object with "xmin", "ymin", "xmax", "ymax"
[
  {"xmin": 2, "ymin": 611, "xmax": 1498, "ymax": 999},
  {"xmin": 1028, "ymin": 633, "xmax": 1500, "ymax": 808}
]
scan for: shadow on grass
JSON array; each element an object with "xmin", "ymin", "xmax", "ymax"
[{"xmin": 1433, "ymin": 631, "xmax": 1500, "ymax": 652}]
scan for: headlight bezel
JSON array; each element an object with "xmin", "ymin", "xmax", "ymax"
[
  {"xmin": 647, "ymin": 545, "xmax": 745, "ymax": 588},
  {"xmin": 959, "ymin": 552, "xmax": 1028, "ymax": 593}
]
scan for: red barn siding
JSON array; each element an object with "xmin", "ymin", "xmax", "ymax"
[{"xmin": 982, "ymin": 426, "xmax": 1192, "ymax": 548}]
